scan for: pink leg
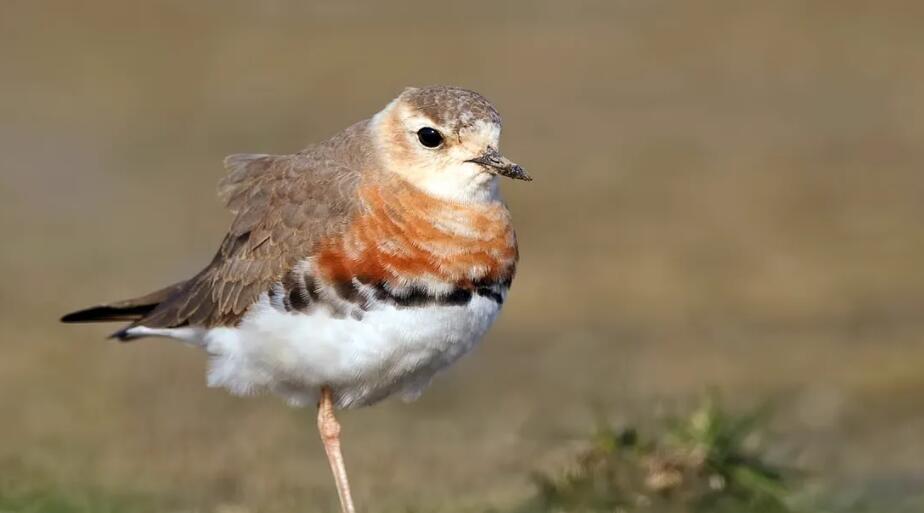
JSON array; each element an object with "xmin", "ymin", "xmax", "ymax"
[{"xmin": 318, "ymin": 387, "xmax": 357, "ymax": 513}]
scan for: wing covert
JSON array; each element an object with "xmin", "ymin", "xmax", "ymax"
[{"xmin": 138, "ymin": 151, "xmax": 364, "ymax": 328}]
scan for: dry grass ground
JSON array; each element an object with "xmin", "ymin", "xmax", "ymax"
[{"xmin": 1, "ymin": 1, "xmax": 923, "ymax": 511}]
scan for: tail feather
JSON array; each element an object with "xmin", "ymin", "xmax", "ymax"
[
  {"xmin": 60, "ymin": 304, "xmax": 157, "ymax": 323},
  {"xmin": 60, "ymin": 280, "xmax": 188, "ymax": 339}
]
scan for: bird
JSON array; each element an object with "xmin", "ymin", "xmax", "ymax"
[{"xmin": 61, "ymin": 85, "xmax": 530, "ymax": 513}]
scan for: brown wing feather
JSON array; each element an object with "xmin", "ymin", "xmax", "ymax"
[{"xmin": 135, "ymin": 128, "xmax": 369, "ymax": 329}]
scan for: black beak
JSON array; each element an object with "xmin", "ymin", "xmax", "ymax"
[{"xmin": 466, "ymin": 147, "xmax": 532, "ymax": 181}]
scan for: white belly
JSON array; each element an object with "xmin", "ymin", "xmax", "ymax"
[{"xmin": 202, "ymin": 293, "xmax": 502, "ymax": 408}]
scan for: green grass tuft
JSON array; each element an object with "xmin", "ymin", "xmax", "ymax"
[{"xmin": 510, "ymin": 398, "xmax": 801, "ymax": 513}]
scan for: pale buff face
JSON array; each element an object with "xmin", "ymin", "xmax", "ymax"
[{"xmin": 371, "ymin": 98, "xmax": 504, "ymax": 203}]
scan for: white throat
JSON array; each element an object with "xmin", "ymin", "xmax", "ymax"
[{"xmin": 413, "ymin": 165, "xmax": 501, "ymax": 203}]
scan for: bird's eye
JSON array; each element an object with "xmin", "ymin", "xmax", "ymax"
[{"xmin": 416, "ymin": 127, "xmax": 444, "ymax": 148}]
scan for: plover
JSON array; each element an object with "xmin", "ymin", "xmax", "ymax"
[{"xmin": 61, "ymin": 86, "xmax": 530, "ymax": 512}]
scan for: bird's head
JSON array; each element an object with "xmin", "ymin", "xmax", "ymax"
[{"xmin": 370, "ymin": 86, "xmax": 530, "ymax": 202}]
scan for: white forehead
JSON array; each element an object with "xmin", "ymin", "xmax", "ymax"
[{"xmin": 460, "ymin": 119, "xmax": 501, "ymax": 147}]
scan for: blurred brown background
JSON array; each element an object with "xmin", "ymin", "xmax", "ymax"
[{"xmin": 1, "ymin": 1, "xmax": 922, "ymax": 511}]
